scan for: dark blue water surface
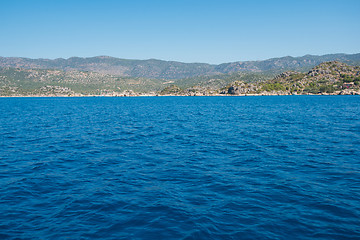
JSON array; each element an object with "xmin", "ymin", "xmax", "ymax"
[{"xmin": 1, "ymin": 96, "xmax": 360, "ymax": 240}]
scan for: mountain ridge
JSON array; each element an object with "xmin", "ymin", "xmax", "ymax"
[{"xmin": 1, "ymin": 53, "xmax": 360, "ymax": 80}]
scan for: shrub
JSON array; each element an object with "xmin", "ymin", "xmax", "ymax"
[
  {"xmin": 262, "ymin": 83, "xmax": 286, "ymax": 91},
  {"xmin": 319, "ymin": 85, "xmax": 335, "ymax": 93}
]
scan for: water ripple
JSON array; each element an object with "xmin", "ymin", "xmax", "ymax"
[{"xmin": 0, "ymin": 96, "xmax": 360, "ymax": 239}]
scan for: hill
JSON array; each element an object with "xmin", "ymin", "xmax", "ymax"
[
  {"xmin": 223, "ymin": 61, "xmax": 360, "ymax": 96},
  {"xmin": 0, "ymin": 67, "xmax": 164, "ymax": 96}
]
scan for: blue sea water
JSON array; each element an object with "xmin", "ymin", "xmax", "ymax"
[{"xmin": 0, "ymin": 96, "xmax": 360, "ymax": 240}]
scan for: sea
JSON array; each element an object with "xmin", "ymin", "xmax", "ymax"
[{"xmin": 0, "ymin": 96, "xmax": 359, "ymax": 240}]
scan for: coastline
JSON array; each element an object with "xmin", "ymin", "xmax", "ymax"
[
  {"xmin": 1, "ymin": 92, "xmax": 359, "ymax": 98},
  {"xmin": 2, "ymin": 61, "xmax": 359, "ymax": 98}
]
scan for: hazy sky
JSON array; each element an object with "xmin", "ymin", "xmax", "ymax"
[{"xmin": 1, "ymin": 0, "xmax": 359, "ymax": 63}]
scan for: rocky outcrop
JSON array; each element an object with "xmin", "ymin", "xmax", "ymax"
[
  {"xmin": 274, "ymin": 71, "xmax": 301, "ymax": 79},
  {"xmin": 224, "ymin": 81, "xmax": 260, "ymax": 95},
  {"xmin": 159, "ymin": 85, "xmax": 183, "ymax": 95}
]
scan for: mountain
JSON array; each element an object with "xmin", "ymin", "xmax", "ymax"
[
  {"xmin": 2, "ymin": 61, "xmax": 358, "ymax": 96},
  {"xmin": 0, "ymin": 56, "xmax": 216, "ymax": 79},
  {"xmin": 215, "ymin": 54, "xmax": 360, "ymax": 73},
  {"xmin": 1, "ymin": 53, "xmax": 360, "ymax": 80}
]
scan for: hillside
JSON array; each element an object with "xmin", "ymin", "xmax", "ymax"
[
  {"xmin": 0, "ymin": 67, "xmax": 164, "ymax": 96},
  {"xmin": 0, "ymin": 66, "xmax": 277, "ymax": 96},
  {"xmin": 223, "ymin": 61, "xmax": 360, "ymax": 96},
  {"xmin": 157, "ymin": 61, "xmax": 360, "ymax": 96},
  {"xmin": 1, "ymin": 60, "xmax": 359, "ymax": 97},
  {"xmin": 1, "ymin": 53, "xmax": 359, "ymax": 80}
]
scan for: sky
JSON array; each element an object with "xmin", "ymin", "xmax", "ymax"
[{"xmin": 1, "ymin": 0, "xmax": 359, "ymax": 64}]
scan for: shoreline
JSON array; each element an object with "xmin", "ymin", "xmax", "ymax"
[{"xmin": 1, "ymin": 93, "xmax": 359, "ymax": 98}]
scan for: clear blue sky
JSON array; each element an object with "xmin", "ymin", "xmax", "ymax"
[{"xmin": 1, "ymin": 0, "xmax": 359, "ymax": 63}]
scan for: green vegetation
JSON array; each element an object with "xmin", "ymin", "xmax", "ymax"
[
  {"xmin": 303, "ymin": 83, "xmax": 335, "ymax": 94},
  {"xmin": 224, "ymin": 61, "xmax": 360, "ymax": 95},
  {"xmin": 1, "ymin": 61, "xmax": 359, "ymax": 96},
  {"xmin": 0, "ymin": 67, "xmax": 165, "ymax": 96},
  {"xmin": 340, "ymin": 74, "xmax": 360, "ymax": 83},
  {"xmin": 262, "ymin": 82, "xmax": 286, "ymax": 91}
]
